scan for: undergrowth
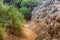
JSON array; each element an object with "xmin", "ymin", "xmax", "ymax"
[{"xmin": 0, "ymin": 2, "xmax": 24, "ymax": 37}]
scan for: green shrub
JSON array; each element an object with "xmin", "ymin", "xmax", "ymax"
[
  {"xmin": 0, "ymin": 24, "xmax": 3, "ymax": 40},
  {"xmin": 0, "ymin": 29, "xmax": 3, "ymax": 40},
  {"xmin": 20, "ymin": 7, "xmax": 31, "ymax": 13},
  {"xmin": 20, "ymin": 7, "xmax": 31, "ymax": 19},
  {"xmin": 8, "ymin": 6, "xmax": 24, "ymax": 36},
  {"xmin": 20, "ymin": 0, "xmax": 40, "ymax": 20},
  {"xmin": 0, "ymin": 2, "xmax": 24, "ymax": 37},
  {"xmin": 20, "ymin": 0, "xmax": 31, "ymax": 7}
]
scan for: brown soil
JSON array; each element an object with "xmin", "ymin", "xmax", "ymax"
[{"xmin": 3, "ymin": 26, "xmax": 37, "ymax": 40}]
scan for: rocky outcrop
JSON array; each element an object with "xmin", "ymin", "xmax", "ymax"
[
  {"xmin": 32, "ymin": 0, "xmax": 60, "ymax": 40},
  {"xmin": 32, "ymin": 0, "xmax": 58, "ymax": 21}
]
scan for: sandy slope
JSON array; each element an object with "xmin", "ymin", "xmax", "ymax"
[{"xmin": 3, "ymin": 26, "xmax": 37, "ymax": 40}]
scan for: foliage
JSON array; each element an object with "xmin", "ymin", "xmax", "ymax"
[
  {"xmin": 0, "ymin": 23, "xmax": 3, "ymax": 40},
  {"xmin": 8, "ymin": 6, "xmax": 24, "ymax": 36},
  {"xmin": 0, "ymin": 2, "xmax": 24, "ymax": 36},
  {"xmin": 20, "ymin": 0, "xmax": 40, "ymax": 20},
  {"xmin": 3, "ymin": 0, "xmax": 40, "ymax": 20},
  {"xmin": 21, "ymin": 0, "xmax": 39, "ymax": 7},
  {"xmin": 20, "ymin": 7, "xmax": 31, "ymax": 19},
  {"xmin": 0, "ymin": 28, "xmax": 3, "ymax": 40},
  {"xmin": 20, "ymin": 7, "xmax": 31, "ymax": 14}
]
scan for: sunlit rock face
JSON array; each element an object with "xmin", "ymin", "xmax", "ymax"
[
  {"xmin": 32, "ymin": 0, "xmax": 60, "ymax": 40},
  {"xmin": 32, "ymin": 0, "xmax": 58, "ymax": 22}
]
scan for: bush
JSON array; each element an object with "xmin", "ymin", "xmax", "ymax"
[
  {"xmin": 0, "ymin": 23, "xmax": 3, "ymax": 40},
  {"xmin": 20, "ymin": 7, "xmax": 31, "ymax": 20},
  {"xmin": 8, "ymin": 6, "xmax": 24, "ymax": 36},
  {"xmin": 0, "ymin": 2, "xmax": 24, "ymax": 37},
  {"xmin": 20, "ymin": 0, "xmax": 40, "ymax": 20},
  {"xmin": 0, "ymin": 29, "xmax": 3, "ymax": 40},
  {"xmin": 20, "ymin": 7, "xmax": 31, "ymax": 14}
]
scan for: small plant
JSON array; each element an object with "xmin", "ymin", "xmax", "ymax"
[{"xmin": 0, "ymin": 2, "xmax": 24, "ymax": 37}]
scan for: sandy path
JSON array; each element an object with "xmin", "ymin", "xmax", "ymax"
[{"xmin": 3, "ymin": 26, "xmax": 37, "ymax": 40}]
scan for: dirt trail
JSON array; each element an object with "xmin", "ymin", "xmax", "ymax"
[
  {"xmin": 23, "ymin": 27, "xmax": 37, "ymax": 40},
  {"xmin": 3, "ymin": 24, "xmax": 37, "ymax": 40}
]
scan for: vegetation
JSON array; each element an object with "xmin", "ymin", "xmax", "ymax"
[
  {"xmin": 20, "ymin": 7, "xmax": 31, "ymax": 19},
  {"xmin": 3, "ymin": 0, "xmax": 40, "ymax": 20},
  {"xmin": 0, "ymin": 29, "xmax": 3, "ymax": 40},
  {"xmin": 0, "ymin": 23, "xmax": 3, "ymax": 40},
  {"xmin": 20, "ymin": 0, "xmax": 39, "ymax": 20},
  {"xmin": 0, "ymin": 2, "xmax": 24, "ymax": 37},
  {"xmin": 0, "ymin": 2, "xmax": 4, "ymax": 40}
]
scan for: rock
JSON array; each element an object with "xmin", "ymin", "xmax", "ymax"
[
  {"xmin": 31, "ymin": 0, "xmax": 60, "ymax": 40},
  {"xmin": 56, "ymin": 11, "xmax": 60, "ymax": 22},
  {"xmin": 32, "ymin": 0, "xmax": 58, "ymax": 22}
]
